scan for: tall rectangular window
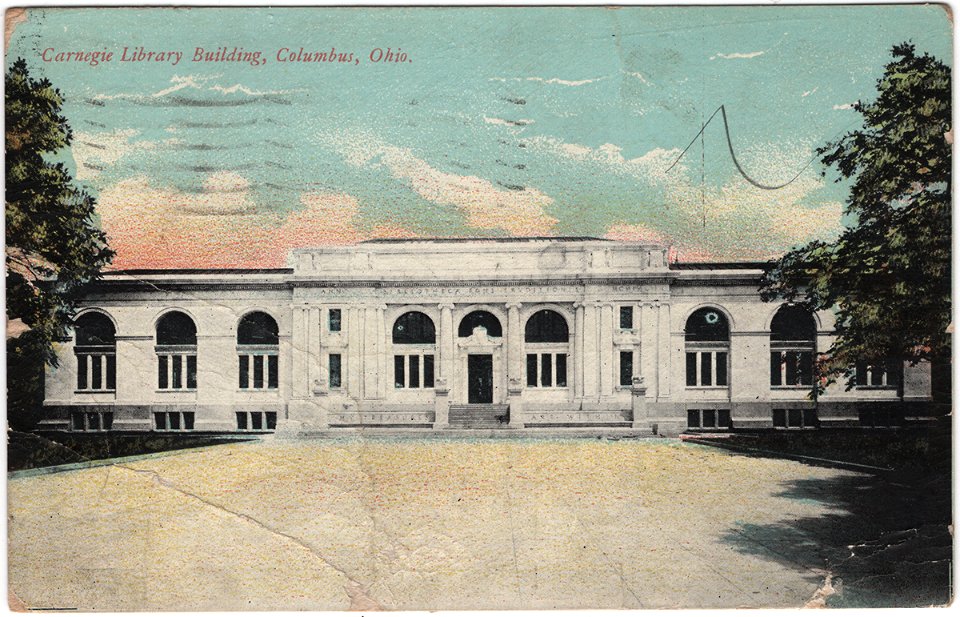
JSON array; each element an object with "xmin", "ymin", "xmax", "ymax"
[
  {"xmin": 540, "ymin": 354, "xmax": 553, "ymax": 387},
  {"xmin": 158, "ymin": 355, "xmax": 168, "ymax": 389},
  {"xmin": 620, "ymin": 350, "xmax": 633, "ymax": 386},
  {"xmin": 268, "ymin": 356, "xmax": 279, "ymax": 389},
  {"xmin": 526, "ymin": 354, "xmax": 538, "ymax": 387},
  {"xmin": 78, "ymin": 355, "xmax": 89, "ymax": 390},
  {"xmin": 619, "ymin": 306, "xmax": 633, "ymax": 329},
  {"xmin": 239, "ymin": 355, "xmax": 250, "ymax": 388},
  {"xmin": 253, "ymin": 355, "xmax": 265, "ymax": 388},
  {"xmin": 556, "ymin": 354, "xmax": 567, "ymax": 387},
  {"xmin": 409, "ymin": 355, "xmax": 420, "ymax": 388},
  {"xmin": 329, "ymin": 308, "xmax": 342, "ymax": 332},
  {"xmin": 329, "ymin": 353, "xmax": 342, "ymax": 388},
  {"xmin": 686, "ymin": 353, "xmax": 697, "ymax": 386},
  {"xmin": 687, "ymin": 351, "xmax": 727, "ymax": 387},
  {"xmin": 423, "ymin": 355, "xmax": 435, "ymax": 388},
  {"xmin": 394, "ymin": 355, "xmax": 405, "ymax": 388}
]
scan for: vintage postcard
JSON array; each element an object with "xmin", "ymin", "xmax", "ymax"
[{"xmin": 4, "ymin": 4, "xmax": 953, "ymax": 611}]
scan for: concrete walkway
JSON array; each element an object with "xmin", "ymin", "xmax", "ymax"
[{"xmin": 8, "ymin": 438, "xmax": 858, "ymax": 610}]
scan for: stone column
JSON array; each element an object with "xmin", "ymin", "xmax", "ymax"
[
  {"xmin": 582, "ymin": 302, "xmax": 599, "ymax": 399},
  {"xmin": 438, "ymin": 303, "xmax": 455, "ymax": 383},
  {"xmin": 599, "ymin": 302, "xmax": 614, "ymax": 396},
  {"xmin": 376, "ymin": 304, "xmax": 387, "ymax": 399},
  {"xmin": 307, "ymin": 307, "xmax": 321, "ymax": 396},
  {"xmin": 347, "ymin": 305, "xmax": 362, "ymax": 398},
  {"xmin": 631, "ymin": 376, "xmax": 648, "ymax": 429},
  {"xmin": 506, "ymin": 303, "xmax": 522, "ymax": 384},
  {"xmin": 574, "ymin": 303, "xmax": 585, "ymax": 398},
  {"xmin": 363, "ymin": 306, "xmax": 379, "ymax": 399},
  {"xmin": 640, "ymin": 302, "xmax": 657, "ymax": 399},
  {"xmin": 291, "ymin": 305, "xmax": 309, "ymax": 398},
  {"xmin": 657, "ymin": 302, "xmax": 671, "ymax": 398}
]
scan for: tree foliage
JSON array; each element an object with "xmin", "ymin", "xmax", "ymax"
[
  {"xmin": 760, "ymin": 43, "xmax": 951, "ymax": 387},
  {"xmin": 6, "ymin": 59, "xmax": 114, "ymax": 429},
  {"xmin": 6, "ymin": 58, "xmax": 114, "ymax": 362}
]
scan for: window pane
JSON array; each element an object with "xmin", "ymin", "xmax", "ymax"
[
  {"xmin": 329, "ymin": 308, "xmax": 342, "ymax": 332},
  {"xmin": 541, "ymin": 354, "xmax": 552, "ymax": 387},
  {"xmin": 158, "ymin": 355, "xmax": 168, "ymax": 389},
  {"xmin": 236, "ymin": 411, "xmax": 248, "ymax": 430},
  {"xmin": 87, "ymin": 412, "xmax": 100, "ymax": 431},
  {"xmin": 169, "ymin": 412, "xmax": 181, "ymax": 430},
  {"xmin": 855, "ymin": 362, "xmax": 868, "ymax": 386},
  {"xmin": 556, "ymin": 354, "xmax": 567, "ymax": 387},
  {"xmin": 620, "ymin": 351, "xmax": 633, "ymax": 386},
  {"xmin": 886, "ymin": 360, "xmax": 902, "ymax": 387},
  {"xmin": 183, "ymin": 412, "xmax": 195, "ymax": 430},
  {"xmin": 799, "ymin": 352, "xmax": 813, "ymax": 385},
  {"xmin": 268, "ymin": 356, "xmax": 279, "ymax": 389},
  {"xmin": 700, "ymin": 351, "xmax": 713, "ymax": 386},
  {"xmin": 770, "ymin": 352, "xmax": 782, "ymax": 386},
  {"xmin": 394, "ymin": 355, "xmax": 405, "ymax": 388},
  {"xmin": 619, "ymin": 306, "xmax": 633, "ymax": 329},
  {"xmin": 773, "ymin": 408, "xmax": 786, "ymax": 428},
  {"xmin": 687, "ymin": 409, "xmax": 700, "ymax": 428},
  {"xmin": 239, "ymin": 355, "xmax": 249, "ymax": 389},
  {"xmin": 870, "ymin": 366, "xmax": 884, "ymax": 386},
  {"xmin": 103, "ymin": 412, "xmax": 114, "ymax": 431},
  {"xmin": 527, "ymin": 354, "xmax": 538, "ymax": 387},
  {"xmin": 91, "ymin": 355, "xmax": 102, "ymax": 389},
  {"xmin": 266, "ymin": 412, "xmax": 277, "ymax": 430},
  {"xmin": 106, "ymin": 355, "xmax": 116, "ymax": 390},
  {"xmin": 330, "ymin": 354, "xmax": 342, "ymax": 388},
  {"xmin": 186, "ymin": 355, "xmax": 197, "ymax": 389},
  {"xmin": 72, "ymin": 412, "xmax": 85, "ymax": 431},
  {"xmin": 686, "ymin": 353, "xmax": 697, "ymax": 386},
  {"xmin": 77, "ymin": 354, "xmax": 88, "ymax": 390},
  {"xmin": 703, "ymin": 409, "xmax": 716, "ymax": 428},
  {"xmin": 253, "ymin": 355, "xmax": 264, "ymax": 388},
  {"xmin": 251, "ymin": 412, "xmax": 263, "ymax": 430},
  {"xmin": 788, "ymin": 409, "xmax": 803, "ymax": 428},
  {"xmin": 718, "ymin": 409, "xmax": 731, "ymax": 428},
  {"xmin": 716, "ymin": 352, "xmax": 728, "ymax": 386},
  {"xmin": 785, "ymin": 352, "xmax": 798, "ymax": 385},
  {"xmin": 423, "ymin": 355, "xmax": 435, "ymax": 388},
  {"xmin": 172, "ymin": 354, "xmax": 183, "ymax": 389},
  {"xmin": 409, "ymin": 355, "xmax": 420, "ymax": 388},
  {"xmin": 802, "ymin": 409, "xmax": 817, "ymax": 428},
  {"xmin": 154, "ymin": 412, "xmax": 166, "ymax": 430}
]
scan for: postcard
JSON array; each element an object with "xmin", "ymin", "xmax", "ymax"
[{"xmin": 5, "ymin": 4, "xmax": 953, "ymax": 611}]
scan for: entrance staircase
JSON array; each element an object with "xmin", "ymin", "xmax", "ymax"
[{"xmin": 448, "ymin": 404, "xmax": 510, "ymax": 429}]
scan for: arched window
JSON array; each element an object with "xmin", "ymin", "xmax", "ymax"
[
  {"xmin": 770, "ymin": 305, "xmax": 816, "ymax": 387},
  {"xmin": 685, "ymin": 308, "xmax": 729, "ymax": 387},
  {"xmin": 524, "ymin": 309, "xmax": 569, "ymax": 388},
  {"xmin": 74, "ymin": 312, "xmax": 116, "ymax": 393},
  {"xmin": 156, "ymin": 311, "xmax": 197, "ymax": 391},
  {"xmin": 458, "ymin": 310, "xmax": 503, "ymax": 338},
  {"xmin": 237, "ymin": 312, "xmax": 279, "ymax": 390},
  {"xmin": 392, "ymin": 311, "xmax": 436, "ymax": 389}
]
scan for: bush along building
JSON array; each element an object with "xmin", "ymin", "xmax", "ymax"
[{"xmin": 41, "ymin": 238, "xmax": 932, "ymax": 437}]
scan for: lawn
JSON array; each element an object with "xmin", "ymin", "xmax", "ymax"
[{"xmin": 7, "ymin": 437, "xmax": 951, "ymax": 610}]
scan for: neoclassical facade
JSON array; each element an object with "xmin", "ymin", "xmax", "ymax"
[{"xmin": 41, "ymin": 238, "xmax": 931, "ymax": 436}]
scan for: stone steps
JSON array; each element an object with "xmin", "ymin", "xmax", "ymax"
[{"xmin": 448, "ymin": 404, "xmax": 510, "ymax": 428}]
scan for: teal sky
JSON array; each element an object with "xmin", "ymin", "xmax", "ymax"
[{"xmin": 7, "ymin": 6, "xmax": 953, "ymax": 268}]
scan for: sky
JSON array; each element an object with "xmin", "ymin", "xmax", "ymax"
[{"xmin": 6, "ymin": 5, "xmax": 953, "ymax": 268}]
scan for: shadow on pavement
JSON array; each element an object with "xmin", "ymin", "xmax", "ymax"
[{"xmin": 721, "ymin": 450, "xmax": 952, "ymax": 607}]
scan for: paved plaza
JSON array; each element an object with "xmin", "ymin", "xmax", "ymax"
[{"xmin": 6, "ymin": 438, "xmax": 927, "ymax": 610}]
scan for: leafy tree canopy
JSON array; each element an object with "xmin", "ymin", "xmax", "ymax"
[
  {"xmin": 760, "ymin": 43, "xmax": 951, "ymax": 386},
  {"xmin": 6, "ymin": 58, "xmax": 114, "ymax": 365}
]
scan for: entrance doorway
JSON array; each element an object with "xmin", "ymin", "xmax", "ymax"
[{"xmin": 467, "ymin": 354, "xmax": 494, "ymax": 404}]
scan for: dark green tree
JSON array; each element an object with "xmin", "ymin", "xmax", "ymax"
[
  {"xmin": 761, "ymin": 43, "xmax": 951, "ymax": 390},
  {"xmin": 6, "ymin": 58, "xmax": 114, "ymax": 429}
]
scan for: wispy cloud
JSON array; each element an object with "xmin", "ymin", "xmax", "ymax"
[
  {"xmin": 328, "ymin": 132, "xmax": 557, "ymax": 236},
  {"xmin": 71, "ymin": 129, "xmax": 181, "ymax": 179},
  {"xmin": 802, "ymin": 87, "xmax": 819, "ymax": 98},
  {"xmin": 623, "ymin": 71, "xmax": 652, "ymax": 85},
  {"xmin": 483, "ymin": 116, "xmax": 534, "ymax": 127},
  {"xmin": 710, "ymin": 51, "xmax": 765, "ymax": 60},
  {"xmin": 489, "ymin": 76, "xmax": 607, "ymax": 87},
  {"xmin": 833, "ymin": 103, "xmax": 855, "ymax": 110},
  {"xmin": 92, "ymin": 74, "xmax": 304, "ymax": 103}
]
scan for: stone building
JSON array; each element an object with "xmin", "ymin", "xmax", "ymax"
[{"xmin": 41, "ymin": 238, "xmax": 931, "ymax": 436}]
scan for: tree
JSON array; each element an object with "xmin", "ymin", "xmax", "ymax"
[
  {"xmin": 6, "ymin": 58, "xmax": 114, "ymax": 429},
  {"xmin": 760, "ymin": 43, "xmax": 951, "ymax": 391}
]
